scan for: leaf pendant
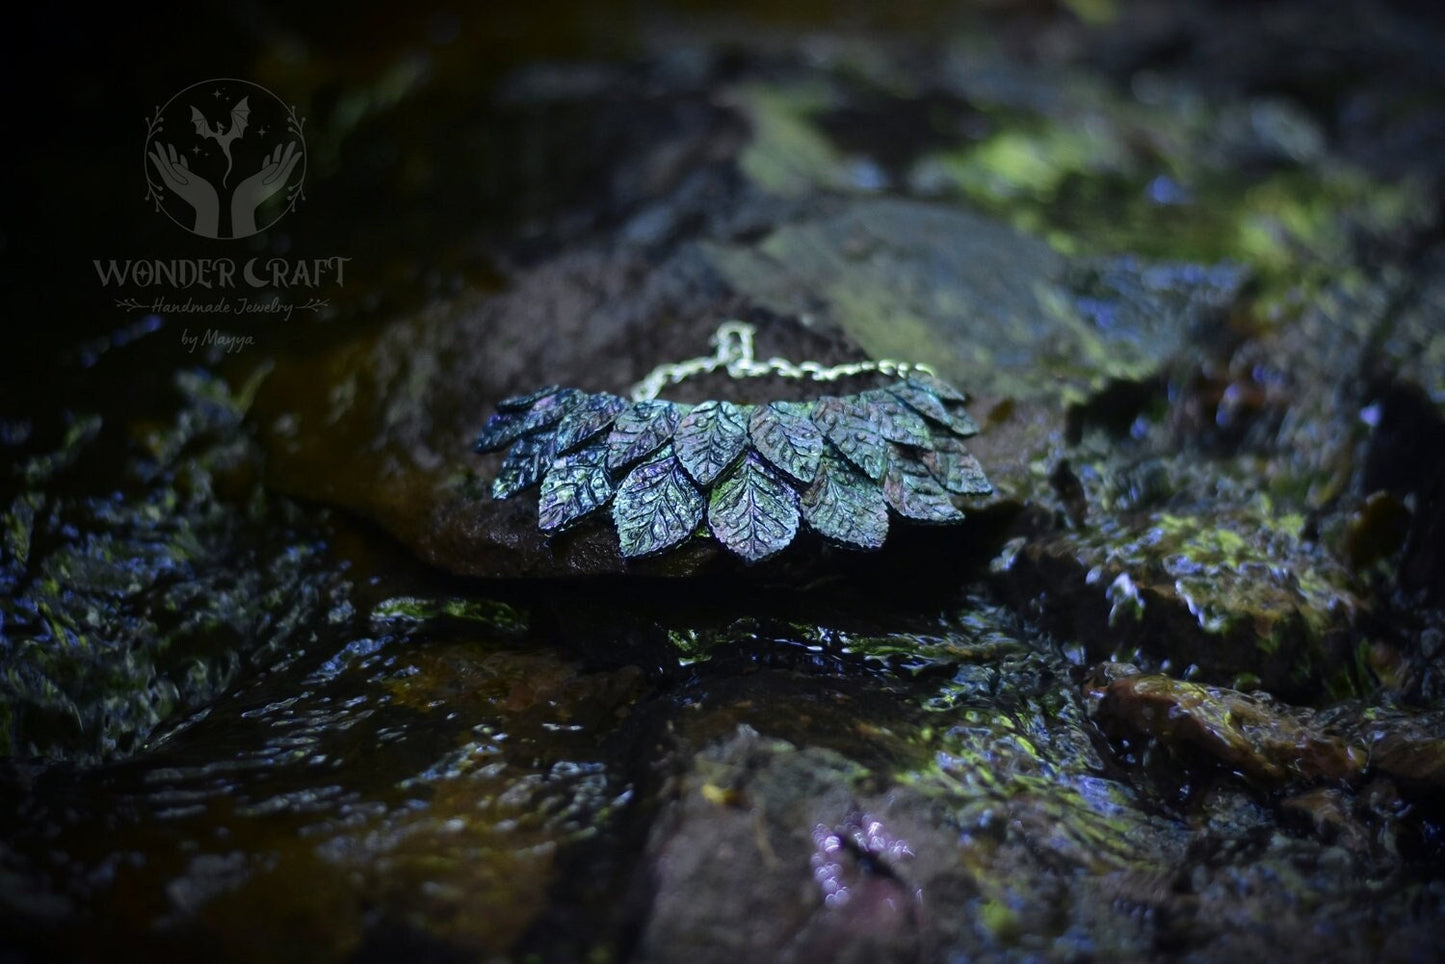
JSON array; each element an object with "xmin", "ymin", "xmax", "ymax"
[
  {"xmin": 888, "ymin": 378, "xmax": 978, "ymax": 438},
  {"xmin": 612, "ymin": 445, "xmax": 706, "ymax": 559},
  {"xmin": 607, "ymin": 400, "xmax": 688, "ymax": 471},
  {"xmin": 474, "ymin": 371, "xmax": 989, "ymax": 563},
  {"xmin": 748, "ymin": 401, "xmax": 824, "ymax": 484},
  {"xmin": 906, "ymin": 372, "xmax": 967, "ymax": 404},
  {"xmin": 492, "ymin": 430, "xmax": 559, "ymax": 500},
  {"xmin": 554, "ymin": 393, "xmax": 628, "ymax": 454},
  {"xmin": 882, "ymin": 451, "xmax": 964, "ymax": 522},
  {"xmin": 812, "ymin": 396, "xmax": 890, "ymax": 480},
  {"xmin": 496, "ymin": 385, "xmax": 563, "ymax": 411},
  {"xmin": 799, "ymin": 449, "xmax": 889, "ymax": 550},
  {"xmin": 860, "ymin": 389, "xmax": 933, "ymax": 449},
  {"xmin": 708, "ymin": 452, "xmax": 800, "ymax": 563},
  {"xmin": 538, "ymin": 441, "xmax": 615, "ymax": 532},
  {"xmin": 920, "ymin": 436, "xmax": 993, "ymax": 495},
  {"xmin": 674, "ymin": 400, "xmax": 751, "ymax": 486},
  {"xmin": 474, "ymin": 407, "xmax": 532, "ymax": 453}
]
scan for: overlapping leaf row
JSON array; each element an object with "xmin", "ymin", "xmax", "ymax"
[{"xmin": 474, "ymin": 375, "xmax": 991, "ymax": 562}]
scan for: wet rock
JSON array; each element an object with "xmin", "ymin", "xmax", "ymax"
[
  {"xmin": 254, "ymin": 183, "xmax": 1248, "ymax": 581},
  {"xmin": 632, "ymin": 635, "xmax": 1443, "ymax": 964},
  {"xmin": 1090, "ymin": 670, "xmax": 1366, "ymax": 786},
  {"xmin": 1341, "ymin": 490, "xmax": 1413, "ymax": 573},
  {"xmin": 629, "ymin": 609, "xmax": 1191, "ymax": 962},
  {"xmin": 1009, "ymin": 498, "xmax": 1365, "ymax": 700},
  {"xmin": 635, "ymin": 726, "xmax": 931, "ymax": 964},
  {"xmin": 635, "ymin": 712, "xmax": 1166, "ymax": 964},
  {"xmin": 704, "ymin": 199, "xmax": 1245, "ymax": 406},
  {"xmin": 1370, "ymin": 716, "xmax": 1445, "ymax": 792},
  {"xmin": 1362, "ymin": 380, "xmax": 1445, "ymax": 603},
  {"xmin": 0, "ymin": 371, "xmax": 350, "ymax": 762},
  {"xmin": 1279, "ymin": 787, "xmax": 1375, "ymax": 855}
]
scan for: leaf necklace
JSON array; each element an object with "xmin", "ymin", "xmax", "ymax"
[{"xmin": 474, "ymin": 322, "xmax": 991, "ymax": 563}]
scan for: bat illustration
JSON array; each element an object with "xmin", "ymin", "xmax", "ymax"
[{"xmin": 190, "ymin": 97, "xmax": 251, "ymax": 186}]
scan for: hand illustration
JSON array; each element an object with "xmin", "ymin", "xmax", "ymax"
[
  {"xmin": 149, "ymin": 143, "xmax": 220, "ymax": 238},
  {"xmin": 230, "ymin": 141, "xmax": 300, "ymax": 239}
]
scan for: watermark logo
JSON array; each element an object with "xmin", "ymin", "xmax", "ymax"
[
  {"xmin": 144, "ymin": 78, "xmax": 306, "ymax": 239},
  {"xmin": 101, "ymin": 79, "xmax": 343, "ymax": 350}
]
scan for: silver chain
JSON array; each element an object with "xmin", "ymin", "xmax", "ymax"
[{"xmin": 629, "ymin": 320, "xmax": 936, "ymax": 402}]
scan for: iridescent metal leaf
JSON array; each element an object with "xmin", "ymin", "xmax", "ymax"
[
  {"xmin": 886, "ymin": 380, "xmax": 949, "ymax": 426},
  {"xmin": 944, "ymin": 408, "xmax": 980, "ymax": 438},
  {"xmin": 889, "ymin": 379, "xmax": 979, "ymax": 438},
  {"xmin": 860, "ymin": 389, "xmax": 933, "ymax": 449},
  {"xmin": 883, "ymin": 451, "xmax": 965, "ymax": 523},
  {"xmin": 553, "ymin": 392, "xmax": 628, "ymax": 454},
  {"xmin": 920, "ymin": 436, "xmax": 993, "ymax": 495},
  {"xmin": 612, "ymin": 445, "xmax": 706, "ymax": 559},
  {"xmin": 477, "ymin": 388, "xmax": 584, "ymax": 454},
  {"xmin": 496, "ymin": 385, "xmax": 562, "ymax": 411},
  {"xmin": 606, "ymin": 400, "xmax": 688, "ymax": 471},
  {"xmin": 474, "ymin": 408, "xmax": 530, "ymax": 453},
  {"xmin": 907, "ymin": 372, "xmax": 967, "ymax": 403},
  {"xmin": 492, "ymin": 430, "xmax": 559, "ymax": 500},
  {"xmin": 538, "ymin": 441, "xmax": 615, "ymax": 532},
  {"xmin": 707, "ymin": 452, "xmax": 800, "ymax": 563},
  {"xmin": 520, "ymin": 387, "xmax": 584, "ymax": 430},
  {"xmin": 748, "ymin": 401, "xmax": 824, "ymax": 484},
  {"xmin": 800, "ymin": 449, "xmax": 889, "ymax": 550},
  {"xmin": 812, "ymin": 396, "xmax": 890, "ymax": 480},
  {"xmin": 674, "ymin": 400, "xmax": 751, "ymax": 487}
]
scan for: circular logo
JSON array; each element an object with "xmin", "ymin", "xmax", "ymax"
[{"xmin": 144, "ymin": 78, "xmax": 306, "ymax": 239}]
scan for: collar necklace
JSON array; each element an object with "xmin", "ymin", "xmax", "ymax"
[{"xmin": 474, "ymin": 321, "xmax": 991, "ymax": 563}]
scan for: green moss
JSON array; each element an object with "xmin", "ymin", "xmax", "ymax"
[
  {"xmin": 924, "ymin": 123, "xmax": 1132, "ymax": 204},
  {"xmin": 1091, "ymin": 498, "xmax": 1357, "ymax": 637},
  {"xmin": 733, "ymin": 82, "xmax": 852, "ymax": 197},
  {"xmin": 898, "ymin": 649, "xmax": 1162, "ymax": 874},
  {"xmin": 1059, "ymin": 0, "xmax": 1119, "ymax": 23},
  {"xmin": 907, "ymin": 87, "xmax": 1425, "ymax": 303},
  {"xmin": 1018, "ymin": 458, "xmax": 1368, "ymax": 698},
  {"xmin": 21, "ymin": 414, "xmax": 102, "ymax": 487},
  {"xmin": 3, "ymin": 493, "xmax": 41, "ymax": 568},
  {"xmin": 978, "ymin": 899, "xmax": 1022, "ymax": 943},
  {"xmin": 372, "ymin": 595, "xmax": 527, "ymax": 634}
]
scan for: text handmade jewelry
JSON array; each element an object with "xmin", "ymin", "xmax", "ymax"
[{"xmin": 473, "ymin": 321, "xmax": 991, "ymax": 562}]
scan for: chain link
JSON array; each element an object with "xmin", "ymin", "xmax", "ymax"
[{"xmin": 629, "ymin": 321, "xmax": 936, "ymax": 401}]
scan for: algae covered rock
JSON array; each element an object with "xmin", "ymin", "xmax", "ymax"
[
  {"xmin": 1007, "ymin": 500, "xmax": 1367, "ymax": 701},
  {"xmin": 1090, "ymin": 670, "xmax": 1366, "ymax": 786}
]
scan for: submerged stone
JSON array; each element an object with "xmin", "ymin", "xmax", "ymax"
[{"xmin": 1090, "ymin": 670, "xmax": 1366, "ymax": 786}]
